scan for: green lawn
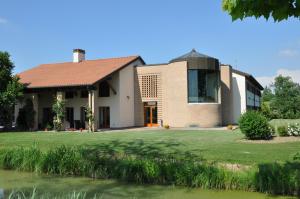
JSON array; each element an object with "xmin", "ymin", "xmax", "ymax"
[{"xmin": 0, "ymin": 129, "xmax": 300, "ymax": 165}]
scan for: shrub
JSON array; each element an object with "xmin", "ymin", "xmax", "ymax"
[
  {"xmin": 287, "ymin": 123, "xmax": 300, "ymax": 136},
  {"xmin": 255, "ymin": 162, "xmax": 300, "ymax": 195},
  {"xmin": 16, "ymin": 99, "xmax": 35, "ymax": 131},
  {"xmin": 227, "ymin": 124, "xmax": 233, "ymax": 130},
  {"xmin": 41, "ymin": 145, "xmax": 83, "ymax": 175},
  {"xmin": 2, "ymin": 145, "xmax": 42, "ymax": 171},
  {"xmin": 293, "ymin": 152, "xmax": 300, "ymax": 161},
  {"xmin": 277, "ymin": 126, "xmax": 288, "ymax": 137},
  {"xmin": 163, "ymin": 124, "xmax": 170, "ymax": 129},
  {"xmin": 52, "ymin": 98, "xmax": 65, "ymax": 131},
  {"xmin": 238, "ymin": 111, "xmax": 273, "ymax": 140}
]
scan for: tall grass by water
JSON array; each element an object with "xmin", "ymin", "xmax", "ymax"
[
  {"xmin": 7, "ymin": 188, "xmax": 100, "ymax": 199},
  {"xmin": 0, "ymin": 145, "xmax": 299, "ymax": 196}
]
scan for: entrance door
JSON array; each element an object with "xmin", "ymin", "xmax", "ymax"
[
  {"xmin": 144, "ymin": 103, "xmax": 158, "ymax": 127},
  {"xmin": 99, "ymin": 107, "xmax": 110, "ymax": 128},
  {"xmin": 42, "ymin": 108, "xmax": 54, "ymax": 128},
  {"xmin": 66, "ymin": 107, "xmax": 74, "ymax": 128},
  {"xmin": 80, "ymin": 107, "xmax": 86, "ymax": 129}
]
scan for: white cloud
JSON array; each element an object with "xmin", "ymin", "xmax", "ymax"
[
  {"xmin": 0, "ymin": 17, "xmax": 8, "ymax": 24},
  {"xmin": 257, "ymin": 68, "xmax": 300, "ymax": 87},
  {"xmin": 278, "ymin": 49, "xmax": 299, "ymax": 57}
]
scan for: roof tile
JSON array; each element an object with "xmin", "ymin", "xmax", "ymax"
[{"xmin": 18, "ymin": 56, "xmax": 139, "ymax": 88}]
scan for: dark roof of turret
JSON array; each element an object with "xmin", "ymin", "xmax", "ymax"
[{"xmin": 169, "ymin": 49, "xmax": 217, "ymax": 63}]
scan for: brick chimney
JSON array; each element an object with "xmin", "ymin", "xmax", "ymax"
[{"xmin": 73, "ymin": 49, "xmax": 85, "ymax": 63}]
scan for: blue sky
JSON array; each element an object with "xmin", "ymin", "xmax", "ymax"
[{"xmin": 0, "ymin": 0, "xmax": 299, "ymax": 86}]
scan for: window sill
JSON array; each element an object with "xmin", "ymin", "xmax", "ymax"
[{"xmin": 188, "ymin": 102, "xmax": 221, "ymax": 105}]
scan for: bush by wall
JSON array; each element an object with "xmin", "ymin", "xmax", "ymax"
[
  {"xmin": 287, "ymin": 123, "xmax": 300, "ymax": 136},
  {"xmin": 239, "ymin": 111, "xmax": 274, "ymax": 140},
  {"xmin": 277, "ymin": 126, "xmax": 289, "ymax": 137}
]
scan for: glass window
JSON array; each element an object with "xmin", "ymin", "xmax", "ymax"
[
  {"xmin": 99, "ymin": 81, "xmax": 110, "ymax": 97},
  {"xmin": 188, "ymin": 69, "xmax": 219, "ymax": 103}
]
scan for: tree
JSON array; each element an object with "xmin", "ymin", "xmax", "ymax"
[
  {"xmin": 0, "ymin": 51, "xmax": 24, "ymax": 129},
  {"xmin": 85, "ymin": 106, "xmax": 95, "ymax": 132},
  {"xmin": 271, "ymin": 75, "xmax": 300, "ymax": 119},
  {"xmin": 261, "ymin": 86, "xmax": 274, "ymax": 102},
  {"xmin": 222, "ymin": 0, "xmax": 300, "ymax": 22},
  {"xmin": 16, "ymin": 98, "xmax": 35, "ymax": 130},
  {"xmin": 52, "ymin": 97, "xmax": 65, "ymax": 131}
]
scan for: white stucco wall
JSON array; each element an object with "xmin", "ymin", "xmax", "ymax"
[
  {"xmin": 95, "ymin": 71, "xmax": 120, "ymax": 128},
  {"xmin": 232, "ymin": 72, "xmax": 246, "ymax": 124},
  {"xmin": 95, "ymin": 59, "xmax": 142, "ymax": 128},
  {"xmin": 118, "ymin": 64, "xmax": 135, "ymax": 127}
]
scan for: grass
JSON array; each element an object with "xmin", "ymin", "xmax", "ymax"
[
  {"xmin": 0, "ymin": 129, "xmax": 300, "ymax": 165},
  {"xmin": 1, "ymin": 145, "xmax": 300, "ymax": 195},
  {"xmin": 7, "ymin": 188, "xmax": 97, "ymax": 199}
]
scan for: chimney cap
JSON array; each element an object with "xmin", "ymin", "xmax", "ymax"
[{"xmin": 73, "ymin": 49, "xmax": 85, "ymax": 54}]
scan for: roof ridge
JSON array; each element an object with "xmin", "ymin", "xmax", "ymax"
[
  {"xmin": 18, "ymin": 55, "xmax": 140, "ymax": 75},
  {"xmin": 41, "ymin": 55, "xmax": 139, "ymax": 66}
]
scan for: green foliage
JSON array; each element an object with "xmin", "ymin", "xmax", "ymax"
[
  {"xmin": 222, "ymin": 0, "xmax": 300, "ymax": 22},
  {"xmin": 2, "ymin": 145, "xmax": 300, "ymax": 195},
  {"xmin": 52, "ymin": 97, "xmax": 65, "ymax": 131},
  {"xmin": 255, "ymin": 162, "xmax": 300, "ymax": 195},
  {"xmin": 7, "ymin": 189, "xmax": 91, "ymax": 199},
  {"xmin": 16, "ymin": 99, "xmax": 35, "ymax": 130},
  {"xmin": 260, "ymin": 75, "xmax": 300, "ymax": 120},
  {"xmin": 287, "ymin": 123, "xmax": 300, "ymax": 136},
  {"xmin": 41, "ymin": 145, "xmax": 82, "ymax": 175},
  {"xmin": 85, "ymin": 106, "xmax": 95, "ymax": 132},
  {"xmin": 2, "ymin": 145, "xmax": 42, "ymax": 171},
  {"xmin": 260, "ymin": 102, "xmax": 274, "ymax": 120},
  {"xmin": 0, "ymin": 51, "xmax": 24, "ymax": 128},
  {"xmin": 294, "ymin": 152, "xmax": 300, "ymax": 161},
  {"xmin": 0, "ymin": 145, "xmax": 253, "ymax": 191},
  {"xmin": 277, "ymin": 126, "xmax": 288, "ymax": 137},
  {"xmin": 239, "ymin": 111, "xmax": 273, "ymax": 140},
  {"xmin": 261, "ymin": 86, "xmax": 274, "ymax": 102},
  {"xmin": 271, "ymin": 75, "xmax": 300, "ymax": 119}
]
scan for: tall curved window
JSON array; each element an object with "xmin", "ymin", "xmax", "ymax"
[{"xmin": 188, "ymin": 69, "xmax": 219, "ymax": 103}]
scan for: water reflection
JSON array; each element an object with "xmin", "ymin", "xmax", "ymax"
[{"xmin": 0, "ymin": 189, "xmax": 4, "ymax": 199}]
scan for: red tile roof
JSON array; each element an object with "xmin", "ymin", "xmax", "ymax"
[{"xmin": 18, "ymin": 56, "xmax": 141, "ymax": 88}]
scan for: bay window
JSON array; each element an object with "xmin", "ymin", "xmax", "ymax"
[{"xmin": 188, "ymin": 69, "xmax": 219, "ymax": 103}]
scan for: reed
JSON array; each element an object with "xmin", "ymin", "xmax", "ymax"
[{"xmin": 1, "ymin": 145, "xmax": 299, "ymax": 196}]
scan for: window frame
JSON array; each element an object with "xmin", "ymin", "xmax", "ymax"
[
  {"xmin": 187, "ymin": 69, "xmax": 220, "ymax": 104},
  {"xmin": 99, "ymin": 81, "xmax": 110, "ymax": 97}
]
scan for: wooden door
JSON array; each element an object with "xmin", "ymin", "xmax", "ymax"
[
  {"xmin": 144, "ymin": 105, "xmax": 158, "ymax": 127},
  {"xmin": 99, "ymin": 107, "xmax": 110, "ymax": 128}
]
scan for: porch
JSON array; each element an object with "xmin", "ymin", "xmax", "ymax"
[{"xmin": 15, "ymin": 83, "xmax": 113, "ymax": 131}]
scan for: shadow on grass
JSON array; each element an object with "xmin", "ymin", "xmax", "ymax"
[{"xmin": 82, "ymin": 139, "xmax": 204, "ymax": 161}]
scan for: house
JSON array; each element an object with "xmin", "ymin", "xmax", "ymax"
[{"xmin": 15, "ymin": 49, "xmax": 263, "ymax": 130}]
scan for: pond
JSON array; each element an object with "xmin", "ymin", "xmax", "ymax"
[{"xmin": 0, "ymin": 169, "xmax": 296, "ymax": 199}]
